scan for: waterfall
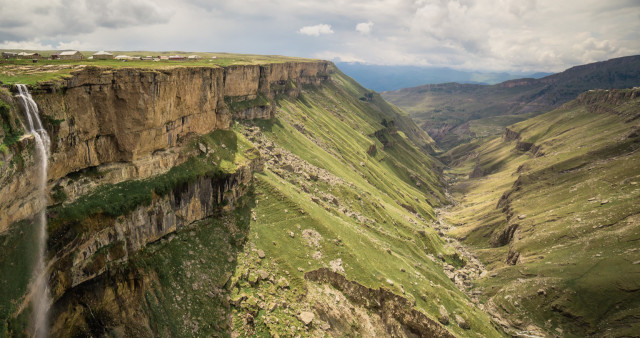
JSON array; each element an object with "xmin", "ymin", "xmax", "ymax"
[{"xmin": 16, "ymin": 84, "xmax": 51, "ymax": 338}]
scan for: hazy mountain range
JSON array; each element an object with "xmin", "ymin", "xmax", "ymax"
[
  {"xmin": 335, "ymin": 62, "xmax": 552, "ymax": 92},
  {"xmin": 382, "ymin": 55, "xmax": 640, "ymax": 149}
]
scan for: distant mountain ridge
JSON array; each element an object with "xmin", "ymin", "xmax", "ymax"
[
  {"xmin": 382, "ymin": 55, "xmax": 640, "ymax": 149},
  {"xmin": 335, "ymin": 62, "xmax": 552, "ymax": 92}
]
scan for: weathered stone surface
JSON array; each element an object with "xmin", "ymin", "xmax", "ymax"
[
  {"xmin": 506, "ymin": 247, "xmax": 520, "ymax": 265},
  {"xmin": 455, "ymin": 314, "xmax": 470, "ymax": 330},
  {"xmin": 37, "ymin": 67, "xmax": 227, "ymax": 179},
  {"xmin": 490, "ymin": 223, "xmax": 519, "ymax": 247},
  {"xmin": 305, "ymin": 268, "xmax": 455, "ymax": 337},
  {"xmin": 503, "ymin": 128, "xmax": 521, "ymax": 141},
  {"xmin": 299, "ymin": 311, "xmax": 315, "ymax": 325},
  {"xmin": 52, "ymin": 156, "xmax": 262, "ymax": 295},
  {"xmin": 469, "ymin": 164, "xmax": 485, "ymax": 179},
  {"xmin": 224, "ymin": 65, "xmax": 261, "ymax": 97},
  {"xmin": 438, "ymin": 305, "xmax": 450, "ymax": 325},
  {"xmin": 0, "ymin": 138, "xmax": 40, "ymax": 231}
]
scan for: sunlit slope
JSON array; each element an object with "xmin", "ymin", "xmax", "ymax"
[
  {"xmin": 213, "ymin": 68, "xmax": 502, "ymax": 336},
  {"xmin": 444, "ymin": 89, "xmax": 640, "ymax": 336},
  {"xmin": 30, "ymin": 65, "xmax": 503, "ymax": 336}
]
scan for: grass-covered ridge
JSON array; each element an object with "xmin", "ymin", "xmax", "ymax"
[
  {"xmin": 0, "ymin": 51, "xmax": 319, "ymax": 85},
  {"xmin": 443, "ymin": 88, "xmax": 640, "ymax": 336}
]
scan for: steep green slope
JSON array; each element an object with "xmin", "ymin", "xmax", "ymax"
[
  {"xmin": 442, "ymin": 89, "xmax": 640, "ymax": 336},
  {"xmin": 0, "ymin": 64, "xmax": 503, "ymax": 336},
  {"xmin": 203, "ymin": 69, "xmax": 501, "ymax": 336},
  {"xmin": 383, "ymin": 55, "xmax": 640, "ymax": 150},
  {"xmin": 116, "ymin": 68, "xmax": 500, "ymax": 336}
]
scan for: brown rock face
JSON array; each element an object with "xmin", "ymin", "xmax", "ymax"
[
  {"xmin": 35, "ymin": 62, "xmax": 329, "ymax": 181},
  {"xmin": 51, "ymin": 156, "xmax": 263, "ymax": 297},
  {"xmin": 36, "ymin": 67, "xmax": 226, "ymax": 180},
  {"xmin": 0, "ymin": 61, "xmax": 330, "ymax": 232},
  {"xmin": 224, "ymin": 65, "xmax": 260, "ymax": 97},
  {"xmin": 502, "ymin": 127, "xmax": 521, "ymax": 142}
]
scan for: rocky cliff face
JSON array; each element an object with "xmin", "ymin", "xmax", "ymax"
[
  {"xmin": 305, "ymin": 268, "xmax": 456, "ymax": 337},
  {"xmin": 0, "ymin": 61, "xmax": 330, "ymax": 335},
  {"xmin": 37, "ymin": 61, "xmax": 328, "ymax": 179},
  {"xmin": 50, "ymin": 155, "xmax": 263, "ymax": 298},
  {"xmin": 0, "ymin": 61, "xmax": 330, "ymax": 232}
]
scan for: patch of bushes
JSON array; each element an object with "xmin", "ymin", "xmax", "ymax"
[
  {"xmin": 51, "ymin": 184, "xmax": 68, "ymax": 204},
  {"xmin": 41, "ymin": 114, "xmax": 65, "ymax": 127},
  {"xmin": 359, "ymin": 91, "xmax": 374, "ymax": 102},
  {"xmin": 49, "ymin": 154, "xmax": 229, "ymax": 232}
]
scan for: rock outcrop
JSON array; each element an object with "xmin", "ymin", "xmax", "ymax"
[
  {"xmin": 305, "ymin": 268, "xmax": 455, "ymax": 337},
  {"xmin": 51, "ymin": 155, "xmax": 263, "ymax": 297},
  {"xmin": 502, "ymin": 128, "xmax": 521, "ymax": 142}
]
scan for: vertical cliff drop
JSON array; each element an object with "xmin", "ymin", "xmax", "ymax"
[{"xmin": 16, "ymin": 84, "xmax": 51, "ymax": 337}]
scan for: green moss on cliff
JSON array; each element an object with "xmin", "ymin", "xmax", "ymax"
[
  {"xmin": 225, "ymin": 94, "xmax": 270, "ymax": 113},
  {"xmin": 0, "ymin": 98, "xmax": 22, "ymax": 147},
  {"xmin": 49, "ymin": 129, "xmax": 256, "ymax": 234},
  {"xmin": 0, "ymin": 220, "xmax": 38, "ymax": 336}
]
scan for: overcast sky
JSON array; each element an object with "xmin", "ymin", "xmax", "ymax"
[{"xmin": 0, "ymin": 0, "xmax": 638, "ymax": 72}]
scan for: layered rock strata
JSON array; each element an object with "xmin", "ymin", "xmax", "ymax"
[
  {"xmin": 0, "ymin": 61, "xmax": 330, "ymax": 232},
  {"xmin": 50, "ymin": 156, "xmax": 263, "ymax": 297}
]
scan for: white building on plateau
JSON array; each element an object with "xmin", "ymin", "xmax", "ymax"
[
  {"xmin": 55, "ymin": 50, "xmax": 84, "ymax": 60},
  {"xmin": 17, "ymin": 52, "xmax": 42, "ymax": 59},
  {"xmin": 93, "ymin": 51, "xmax": 114, "ymax": 60}
]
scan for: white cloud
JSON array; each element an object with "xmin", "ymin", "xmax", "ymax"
[
  {"xmin": 298, "ymin": 24, "xmax": 334, "ymax": 37},
  {"xmin": 0, "ymin": 39, "xmax": 54, "ymax": 50},
  {"xmin": 0, "ymin": 0, "xmax": 637, "ymax": 72},
  {"xmin": 356, "ymin": 21, "xmax": 373, "ymax": 34},
  {"xmin": 315, "ymin": 51, "xmax": 366, "ymax": 63}
]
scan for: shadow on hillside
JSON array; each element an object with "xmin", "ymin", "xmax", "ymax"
[
  {"xmin": 48, "ymin": 192, "xmax": 256, "ymax": 337},
  {"xmin": 247, "ymin": 117, "xmax": 284, "ymax": 134}
]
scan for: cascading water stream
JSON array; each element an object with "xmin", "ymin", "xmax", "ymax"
[{"xmin": 16, "ymin": 84, "xmax": 51, "ymax": 338}]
